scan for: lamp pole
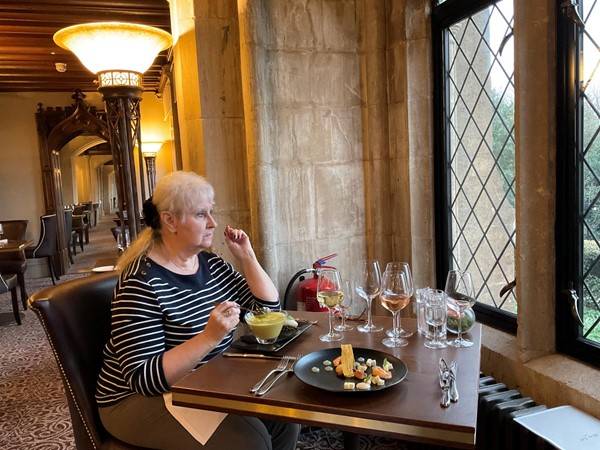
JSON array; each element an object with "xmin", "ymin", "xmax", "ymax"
[
  {"xmin": 141, "ymin": 142, "xmax": 162, "ymax": 197},
  {"xmin": 100, "ymin": 79, "xmax": 144, "ymax": 240},
  {"xmin": 53, "ymin": 22, "xmax": 172, "ymax": 244},
  {"xmin": 144, "ymin": 152, "xmax": 157, "ymax": 196}
]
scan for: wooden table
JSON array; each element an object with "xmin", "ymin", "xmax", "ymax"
[
  {"xmin": 71, "ymin": 257, "xmax": 119, "ymax": 275},
  {"xmin": 172, "ymin": 312, "xmax": 481, "ymax": 449},
  {"xmin": 0, "ymin": 239, "xmax": 33, "ymax": 253}
]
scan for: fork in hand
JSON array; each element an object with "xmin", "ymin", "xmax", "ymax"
[{"xmin": 250, "ymin": 356, "xmax": 291, "ymax": 393}]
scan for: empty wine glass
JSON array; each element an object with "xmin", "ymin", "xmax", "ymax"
[
  {"xmin": 385, "ymin": 262, "xmax": 414, "ymax": 338},
  {"xmin": 380, "ymin": 270, "xmax": 411, "ymax": 347},
  {"xmin": 334, "ymin": 280, "xmax": 354, "ymax": 331},
  {"xmin": 0, "ymin": 223, "xmax": 4, "ymax": 240},
  {"xmin": 354, "ymin": 260, "xmax": 383, "ymax": 332},
  {"xmin": 444, "ymin": 269, "xmax": 476, "ymax": 348},
  {"xmin": 316, "ymin": 268, "xmax": 344, "ymax": 342}
]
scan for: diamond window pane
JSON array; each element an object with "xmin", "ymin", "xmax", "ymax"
[
  {"xmin": 445, "ymin": 0, "xmax": 516, "ymax": 314},
  {"xmin": 580, "ymin": 0, "xmax": 600, "ymax": 343}
]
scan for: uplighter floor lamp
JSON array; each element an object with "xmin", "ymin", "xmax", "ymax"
[
  {"xmin": 142, "ymin": 142, "xmax": 163, "ymax": 196},
  {"xmin": 53, "ymin": 22, "xmax": 173, "ymax": 243}
]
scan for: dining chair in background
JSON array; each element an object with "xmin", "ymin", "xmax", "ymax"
[
  {"xmin": 1, "ymin": 273, "xmax": 21, "ymax": 325},
  {"xmin": 25, "ymin": 214, "xmax": 59, "ymax": 285},
  {"xmin": 73, "ymin": 205, "xmax": 90, "ymax": 247},
  {"xmin": 64, "ymin": 209, "xmax": 78, "ymax": 264},
  {"xmin": 29, "ymin": 272, "xmax": 150, "ymax": 450},
  {"xmin": 0, "ymin": 219, "xmax": 29, "ymax": 308}
]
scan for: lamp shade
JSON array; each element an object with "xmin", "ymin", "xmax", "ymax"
[
  {"xmin": 53, "ymin": 22, "xmax": 173, "ymax": 74},
  {"xmin": 142, "ymin": 142, "xmax": 163, "ymax": 155}
]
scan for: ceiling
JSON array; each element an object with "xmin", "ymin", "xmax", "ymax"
[{"xmin": 0, "ymin": 0, "xmax": 172, "ymax": 93}]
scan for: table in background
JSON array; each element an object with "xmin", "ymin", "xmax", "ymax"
[
  {"xmin": 94, "ymin": 257, "xmax": 118, "ymax": 269},
  {"xmin": 172, "ymin": 313, "xmax": 481, "ymax": 449},
  {"xmin": 0, "ymin": 239, "xmax": 33, "ymax": 253},
  {"xmin": 71, "ymin": 256, "xmax": 118, "ymax": 275}
]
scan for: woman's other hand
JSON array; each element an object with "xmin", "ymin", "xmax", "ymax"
[
  {"xmin": 223, "ymin": 225, "xmax": 279, "ymax": 303},
  {"xmin": 224, "ymin": 225, "xmax": 254, "ymax": 261}
]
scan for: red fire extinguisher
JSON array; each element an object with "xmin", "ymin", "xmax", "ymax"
[{"xmin": 283, "ymin": 254, "xmax": 337, "ymax": 312}]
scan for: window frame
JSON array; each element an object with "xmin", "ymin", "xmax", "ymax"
[
  {"xmin": 555, "ymin": 0, "xmax": 600, "ymax": 366},
  {"xmin": 432, "ymin": 0, "xmax": 517, "ymax": 334}
]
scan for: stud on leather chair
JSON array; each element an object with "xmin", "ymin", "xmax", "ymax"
[
  {"xmin": 0, "ymin": 219, "xmax": 29, "ymax": 307},
  {"xmin": 25, "ymin": 214, "xmax": 59, "ymax": 284},
  {"xmin": 1, "ymin": 273, "xmax": 21, "ymax": 325},
  {"xmin": 29, "ymin": 272, "xmax": 150, "ymax": 450}
]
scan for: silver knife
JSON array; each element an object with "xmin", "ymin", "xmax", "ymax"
[
  {"xmin": 449, "ymin": 361, "xmax": 459, "ymax": 402},
  {"xmin": 223, "ymin": 353, "xmax": 293, "ymax": 360}
]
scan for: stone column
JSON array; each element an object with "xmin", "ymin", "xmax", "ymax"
[
  {"xmin": 238, "ymin": 0, "xmax": 366, "ymax": 294},
  {"xmin": 514, "ymin": 0, "xmax": 556, "ymax": 360},
  {"xmin": 169, "ymin": 0, "xmax": 251, "ymax": 264},
  {"xmin": 357, "ymin": 0, "xmax": 393, "ymax": 266},
  {"xmin": 389, "ymin": 0, "xmax": 436, "ymax": 290},
  {"xmin": 169, "ymin": 0, "xmax": 205, "ymax": 174}
]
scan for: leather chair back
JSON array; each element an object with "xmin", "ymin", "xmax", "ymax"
[
  {"xmin": 73, "ymin": 205, "xmax": 88, "ymax": 218},
  {"xmin": 29, "ymin": 272, "xmax": 148, "ymax": 450},
  {"xmin": 27, "ymin": 214, "xmax": 57, "ymax": 258},
  {"xmin": 64, "ymin": 209, "xmax": 73, "ymax": 240}
]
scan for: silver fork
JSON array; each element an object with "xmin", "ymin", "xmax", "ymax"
[
  {"xmin": 255, "ymin": 354, "xmax": 301, "ymax": 396},
  {"xmin": 250, "ymin": 356, "xmax": 291, "ymax": 393},
  {"xmin": 439, "ymin": 358, "xmax": 451, "ymax": 408}
]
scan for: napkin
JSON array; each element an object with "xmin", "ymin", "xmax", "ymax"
[
  {"xmin": 0, "ymin": 239, "xmax": 7, "ymax": 245},
  {"xmin": 163, "ymin": 392, "xmax": 227, "ymax": 445}
]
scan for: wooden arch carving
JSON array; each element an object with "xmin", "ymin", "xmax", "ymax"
[{"xmin": 35, "ymin": 90, "xmax": 110, "ymax": 275}]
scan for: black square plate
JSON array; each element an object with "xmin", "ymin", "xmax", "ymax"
[{"xmin": 230, "ymin": 320, "xmax": 313, "ymax": 353}]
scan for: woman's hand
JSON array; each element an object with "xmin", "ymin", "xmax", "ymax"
[
  {"xmin": 203, "ymin": 300, "xmax": 240, "ymax": 344},
  {"xmin": 163, "ymin": 300, "xmax": 240, "ymax": 385},
  {"xmin": 224, "ymin": 225, "xmax": 254, "ymax": 261},
  {"xmin": 223, "ymin": 225, "xmax": 279, "ymax": 303}
]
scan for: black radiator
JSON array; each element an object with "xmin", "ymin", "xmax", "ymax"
[{"xmin": 477, "ymin": 372, "xmax": 555, "ymax": 450}]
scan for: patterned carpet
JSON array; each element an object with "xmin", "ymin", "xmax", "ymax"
[
  {"xmin": 0, "ymin": 217, "xmax": 424, "ymax": 449},
  {"xmin": 0, "ymin": 276, "xmax": 81, "ymax": 450}
]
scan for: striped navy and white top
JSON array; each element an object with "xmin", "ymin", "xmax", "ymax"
[{"xmin": 96, "ymin": 251, "xmax": 279, "ymax": 407}]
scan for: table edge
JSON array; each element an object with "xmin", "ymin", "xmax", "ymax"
[{"xmin": 171, "ymin": 391, "xmax": 476, "ymax": 448}]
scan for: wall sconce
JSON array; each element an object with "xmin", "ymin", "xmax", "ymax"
[
  {"xmin": 142, "ymin": 142, "xmax": 163, "ymax": 196},
  {"xmin": 53, "ymin": 22, "xmax": 173, "ymax": 242}
]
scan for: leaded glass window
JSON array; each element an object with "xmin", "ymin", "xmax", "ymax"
[{"xmin": 439, "ymin": 0, "xmax": 516, "ymax": 317}]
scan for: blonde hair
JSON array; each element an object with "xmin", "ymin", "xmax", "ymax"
[{"xmin": 117, "ymin": 171, "xmax": 214, "ymax": 271}]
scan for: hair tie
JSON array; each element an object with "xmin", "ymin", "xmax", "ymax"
[{"xmin": 142, "ymin": 197, "xmax": 161, "ymax": 230}]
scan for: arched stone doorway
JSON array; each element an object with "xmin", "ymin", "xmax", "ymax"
[{"xmin": 35, "ymin": 91, "xmax": 110, "ymax": 274}]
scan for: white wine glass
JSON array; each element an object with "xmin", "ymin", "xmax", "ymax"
[
  {"xmin": 380, "ymin": 270, "xmax": 411, "ymax": 347},
  {"xmin": 317, "ymin": 268, "xmax": 344, "ymax": 342},
  {"xmin": 444, "ymin": 269, "xmax": 476, "ymax": 348},
  {"xmin": 334, "ymin": 280, "xmax": 354, "ymax": 331},
  {"xmin": 384, "ymin": 262, "xmax": 414, "ymax": 338},
  {"xmin": 354, "ymin": 260, "xmax": 383, "ymax": 332}
]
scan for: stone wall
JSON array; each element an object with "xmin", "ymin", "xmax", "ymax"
[{"xmin": 169, "ymin": 0, "xmax": 436, "ymax": 309}]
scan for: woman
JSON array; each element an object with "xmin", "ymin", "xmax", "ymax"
[{"xmin": 96, "ymin": 171, "xmax": 300, "ymax": 449}]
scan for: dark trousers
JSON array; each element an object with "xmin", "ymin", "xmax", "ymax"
[{"xmin": 99, "ymin": 393, "xmax": 300, "ymax": 450}]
